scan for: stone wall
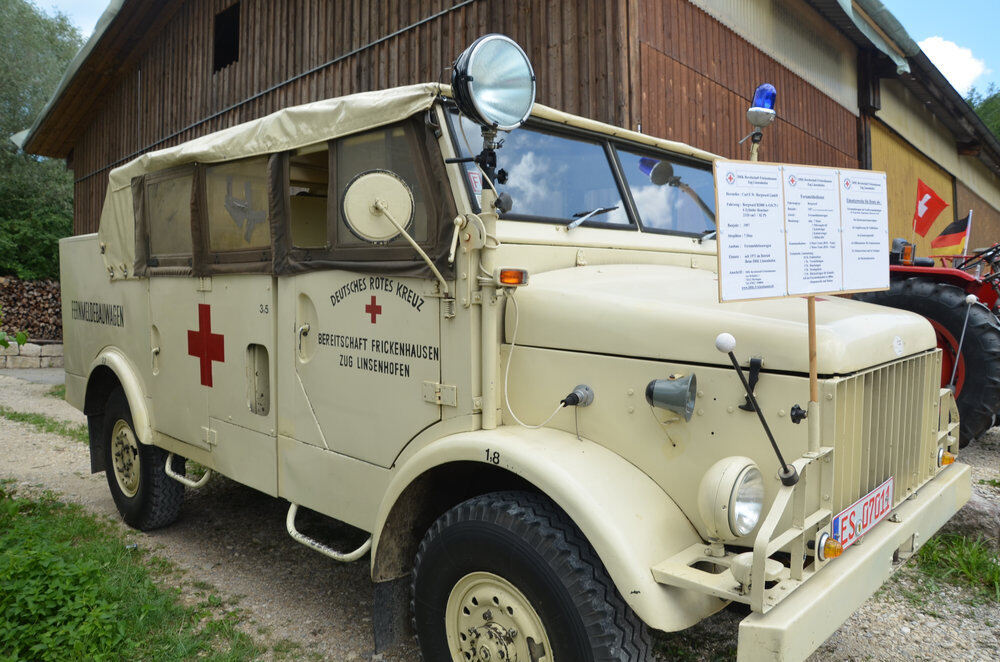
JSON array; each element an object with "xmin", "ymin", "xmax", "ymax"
[
  {"xmin": 0, "ymin": 342, "xmax": 64, "ymax": 369},
  {"xmin": 0, "ymin": 277, "xmax": 62, "ymax": 341}
]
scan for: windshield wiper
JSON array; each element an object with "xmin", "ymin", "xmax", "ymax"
[
  {"xmin": 566, "ymin": 206, "xmax": 619, "ymax": 230},
  {"xmin": 699, "ymin": 229, "xmax": 717, "ymax": 243}
]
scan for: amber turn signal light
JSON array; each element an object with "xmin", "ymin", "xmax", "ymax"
[
  {"xmin": 496, "ymin": 268, "xmax": 529, "ymax": 286},
  {"xmin": 816, "ymin": 532, "xmax": 843, "ymax": 561},
  {"xmin": 901, "ymin": 243, "xmax": 914, "ymax": 266},
  {"xmin": 823, "ymin": 536, "xmax": 844, "ymax": 560},
  {"xmin": 937, "ymin": 449, "xmax": 956, "ymax": 467}
]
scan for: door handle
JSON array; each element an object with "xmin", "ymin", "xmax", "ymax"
[{"xmin": 297, "ymin": 323, "xmax": 310, "ymax": 354}]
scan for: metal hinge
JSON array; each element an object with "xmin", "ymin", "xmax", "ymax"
[
  {"xmin": 422, "ymin": 381, "xmax": 458, "ymax": 407},
  {"xmin": 201, "ymin": 426, "xmax": 217, "ymax": 447}
]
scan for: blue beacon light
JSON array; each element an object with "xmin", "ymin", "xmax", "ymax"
[
  {"xmin": 751, "ymin": 83, "xmax": 776, "ymax": 111},
  {"xmin": 746, "ymin": 83, "xmax": 777, "ymax": 136}
]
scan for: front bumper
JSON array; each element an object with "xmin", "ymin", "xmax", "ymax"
[{"xmin": 737, "ymin": 461, "xmax": 970, "ymax": 662}]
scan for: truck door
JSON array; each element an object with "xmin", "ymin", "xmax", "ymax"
[
  {"xmin": 141, "ymin": 166, "xmax": 213, "ymax": 453},
  {"xmin": 143, "ymin": 158, "xmax": 279, "ymax": 495},
  {"xmin": 275, "ymin": 122, "xmax": 446, "ymax": 468},
  {"xmin": 196, "ymin": 157, "xmax": 278, "ymax": 495}
]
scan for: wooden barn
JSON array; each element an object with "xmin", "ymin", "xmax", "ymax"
[{"xmin": 21, "ymin": 0, "xmax": 1000, "ymax": 251}]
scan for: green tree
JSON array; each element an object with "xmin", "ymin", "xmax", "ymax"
[
  {"xmin": 967, "ymin": 83, "xmax": 1000, "ymax": 143},
  {"xmin": 0, "ymin": 0, "xmax": 81, "ymax": 280}
]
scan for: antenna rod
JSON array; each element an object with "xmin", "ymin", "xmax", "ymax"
[{"xmin": 716, "ymin": 334, "xmax": 799, "ymax": 486}]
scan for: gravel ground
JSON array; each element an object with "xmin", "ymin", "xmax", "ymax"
[{"xmin": 1, "ymin": 370, "xmax": 998, "ymax": 661}]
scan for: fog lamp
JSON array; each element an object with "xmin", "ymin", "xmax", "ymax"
[
  {"xmin": 452, "ymin": 34, "xmax": 536, "ymax": 131},
  {"xmin": 937, "ymin": 448, "xmax": 956, "ymax": 467},
  {"xmin": 698, "ymin": 457, "xmax": 764, "ymax": 540},
  {"xmin": 817, "ymin": 532, "xmax": 843, "ymax": 561}
]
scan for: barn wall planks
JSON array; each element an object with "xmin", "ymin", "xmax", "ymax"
[
  {"xmin": 70, "ymin": 0, "xmax": 633, "ymax": 234},
  {"xmin": 635, "ymin": 0, "xmax": 858, "ymax": 168},
  {"xmin": 870, "ymin": 119, "xmax": 955, "ymax": 256},
  {"xmin": 66, "ymin": 0, "xmax": 869, "ymax": 235},
  {"xmin": 956, "ymin": 180, "xmax": 1000, "ymax": 252}
]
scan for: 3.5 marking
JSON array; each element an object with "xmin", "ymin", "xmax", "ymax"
[{"xmin": 259, "ymin": 304, "xmax": 269, "ymax": 314}]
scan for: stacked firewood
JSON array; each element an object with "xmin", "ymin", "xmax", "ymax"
[{"xmin": 0, "ymin": 277, "xmax": 62, "ymax": 341}]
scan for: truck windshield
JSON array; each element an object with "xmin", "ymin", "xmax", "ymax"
[
  {"xmin": 447, "ymin": 109, "xmax": 716, "ymax": 236},
  {"xmin": 450, "ymin": 113, "xmax": 629, "ymax": 227},
  {"xmin": 616, "ymin": 148, "xmax": 716, "ymax": 234}
]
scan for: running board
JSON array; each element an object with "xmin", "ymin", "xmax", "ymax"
[
  {"xmin": 285, "ymin": 503, "xmax": 372, "ymax": 563},
  {"xmin": 164, "ymin": 452, "xmax": 212, "ymax": 488}
]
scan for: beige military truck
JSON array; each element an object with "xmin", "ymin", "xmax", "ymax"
[{"xmin": 60, "ymin": 35, "xmax": 969, "ymax": 662}]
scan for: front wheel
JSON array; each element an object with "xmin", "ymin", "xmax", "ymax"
[
  {"xmin": 411, "ymin": 491, "xmax": 651, "ymax": 662},
  {"xmin": 103, "ymin": 388, "xmax": 184, "ymax": 530}
]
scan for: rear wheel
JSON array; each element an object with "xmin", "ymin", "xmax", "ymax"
[
  {"xmin": 856, "ymin": 278, "xmax": 1000, "ymax": 446},
  {"xmin": 103, "ymin": 389, "xmax": 184, "ymax": 530},
  {"xmin": 411, "ymin": 491, "xmax": 651, "ymax": 662}
]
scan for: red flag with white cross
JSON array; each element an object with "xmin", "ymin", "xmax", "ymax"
[{"xmin": 912, "ymin": 179, "xmax": 948, "ymax": 237}]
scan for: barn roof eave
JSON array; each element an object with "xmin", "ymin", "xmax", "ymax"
[{"xmin": 21, "ymin": 0, "xmax": 125, "ymax": 157}]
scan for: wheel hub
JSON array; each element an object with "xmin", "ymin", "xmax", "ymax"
[
  {"xmin": 111, "ymin": 419, "xmax": 140, "ymax": 497},
  {"xmin": 446, "ymin": 572, "xmax": 553, "ymax": 662}
]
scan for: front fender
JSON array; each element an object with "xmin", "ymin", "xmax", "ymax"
[
  {"xmin": 372, "ymin": 426, "xmax": 726, "ymax": 632},
  {"xmin": 89, "ymin": 347, "xmax": 153, "ymax": 444}
]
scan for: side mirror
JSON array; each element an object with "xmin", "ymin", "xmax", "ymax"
[
  {"xmin": 341, "ymin": 170, "xmax": 414, "ymax": 244},
  {"xmin": 342, "ymin": 169, "xmax": 452, "ymax": 299}
]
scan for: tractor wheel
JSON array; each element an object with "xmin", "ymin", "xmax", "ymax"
[{"xmin": 856, "ymin": 278, "xmax": 1000, "ymax": 446}]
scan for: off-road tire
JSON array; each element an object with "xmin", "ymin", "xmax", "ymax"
[
  {"xmin": 411, "ymin": 490, "xmax": 651, "ymax": 662},
  {"xmin": 103, "ymin": 388, "xmax": 184, "ymax": 530},
  {"xmin": 856, "ymin": 277, "xmax": 1000, "ymax": 446}
]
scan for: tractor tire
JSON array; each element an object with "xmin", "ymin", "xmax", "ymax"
[
  {"xmin": 103, "ymin": 388, "xmax": 185, "ymax": 530},
  {"xmin": 856, "ymin": 277, "xmax": 1000, "ymax": 446},
  {"xmin": 411, "ymin": 490, "xmax": 651, "ymax": 662}
]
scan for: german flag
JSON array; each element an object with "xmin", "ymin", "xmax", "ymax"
[{"xmin": 930, "ymin": 212, "xmax": 971, "ymax": 255}]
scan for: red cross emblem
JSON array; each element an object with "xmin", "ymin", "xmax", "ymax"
[
  {"xmin": 726, "ymin": 172, "xmax": 735, "ymax": 184},
  {"xmin": 843, "ymin": 178, "xmax": 852, "ymax": 189},
  {"xmin": 365, "ymin": 296, "xmax": 383, "ymax": 324},
  {"xmin": 187, "ymin": 304, "xmax": 225, "ymax": 387},
  {"xmin": 788, "ymin": 175, "xmax": 797, "ymax": 186}
]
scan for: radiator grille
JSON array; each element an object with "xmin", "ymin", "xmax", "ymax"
[{"xmin": 831, "ymin": 351, "xmax": 940, "ymax": 514}]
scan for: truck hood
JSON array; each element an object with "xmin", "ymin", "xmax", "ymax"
[{"xmin": 506, "ymin": 264, "xmax": 935, "ymax": 375}]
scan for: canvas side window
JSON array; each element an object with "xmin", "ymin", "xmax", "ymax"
[
  {"xmin": 289, "ymin": 147, "xmax": 329, "ymax": 249},
  {"xmin": 333, "ymin": 124, "xmax": 431, "ymax": 249},
  {"xmin": 147, "ymin": 170, "xmax": 194, "ymax": 259},
  {"xmin": 205, "ymin": 157, "xmax": 270, "ymax": 252}
]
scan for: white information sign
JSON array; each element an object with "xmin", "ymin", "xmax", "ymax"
[
  {"xmin": 714, "ymin": 161, "xmax": 888, "ymax": 302},
  {"xmin": 716, "ymin": 163, "xmax": 787, "ymax": 301},
  {"xmin": 783, "ymin": 166, "xmax": 842, "ymax": 295},
  {"xmin": 840, "ymin": 170, "xmax": 890, "ymax": 292}
]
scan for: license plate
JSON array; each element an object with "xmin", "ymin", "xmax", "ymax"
[{"xmin": 832, "ymin": 477, "xmax": 894, "ymax": 550}]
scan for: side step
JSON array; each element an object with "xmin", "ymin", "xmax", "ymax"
[
  {"xmin": 285, "ymin": 503, "xmax": 371, "ymax": 563},
  {"xmin": 164, "ymin": 452, "xmax": 212, "ymax": 488}
]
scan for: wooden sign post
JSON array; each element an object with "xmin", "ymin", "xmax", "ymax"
[{"xmin": 714, "ymin": 160, "xmax": 889, "ymax": 452}]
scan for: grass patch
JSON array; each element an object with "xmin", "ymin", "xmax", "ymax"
[
  {"xmin": 46, "ymin": 384, "xmax": 66, "ymax": 400},
  {"xmin": 0, "ymin": 481, "xmax": 261, "ymax": 661},
  {"xmin": 0, "ymin": 405, "xmax": 87, "ymax": 443},
  {"xmin": 916, "ymin": 534, "xmax": 1000, "ymax": 603},
  {"xmin": 979, "ymin": 478, "xmax": 1000, "ymax": 489}
]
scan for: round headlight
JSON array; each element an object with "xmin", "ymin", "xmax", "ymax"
[
  {"xmin": 729, "ymin": 465, "xmax": 764, "ymax": 536},
  {"xmin": 698, "ymin": 457, "xmax": 765, "ymax": 541},
  {"xmin": 452, "ymin": 34, "xmax": 536, "ymax": 131}
]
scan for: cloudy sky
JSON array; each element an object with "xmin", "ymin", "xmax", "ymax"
[
  {"xmin": 41, "ymin": 1, "xmax": 1000, "ymax": 98},
  {"xmin": 882, "ymin": 0, "xmax": 999, "ymax": 96}
]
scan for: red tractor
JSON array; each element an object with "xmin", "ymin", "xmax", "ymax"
[{"xmin": 854, "ymin": 240, "xmax": 1000, "ymax": 446}]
